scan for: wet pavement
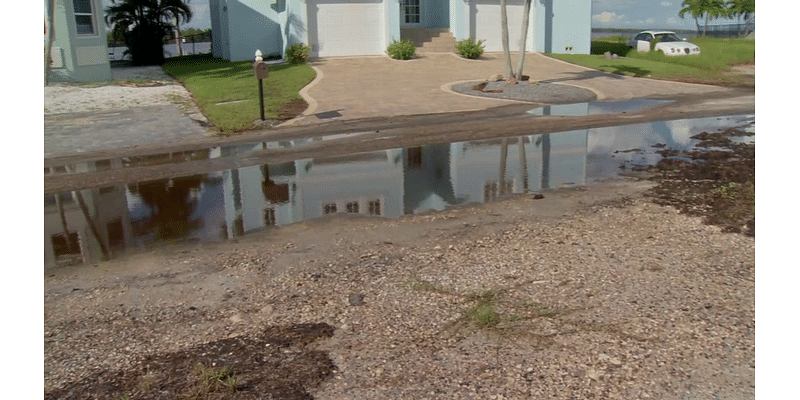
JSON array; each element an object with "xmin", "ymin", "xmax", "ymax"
[{"xmin": 44, "ymin": 113, "xmax": 754, "ymax": 268}]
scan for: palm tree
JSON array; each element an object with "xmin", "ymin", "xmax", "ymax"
[
  {"xmin": 679, "ymin": 0, "xmax": 728, "ymax": 37},
  {"xmin": 105, "ymin": 0, "xmax": 192, "ymax": 65},
  {"xmin": 515, "ymin": 0, "xmax": 533, "ymax": 82},
  {"xmin": 500, "ymin": 0, "xmax": 514, "ymax": 79},
  {"xmin": 727, "ymin": 0, "xmax": 755, "ymax": 36},
  {"xmin": 679, "ymin": 0, "xmax": 704, "ymax": 37}
]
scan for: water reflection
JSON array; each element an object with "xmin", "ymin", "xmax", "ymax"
[{"xmin": 44, "ymin": 114, "xmax": 754, "ymax": 268}]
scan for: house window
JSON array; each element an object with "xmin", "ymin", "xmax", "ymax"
[
  {"xmin": 73, "ymin": 0, "xmax": 96, "ymax": 35},
  {"xmin": 346, "ymin": 201, "xmax": 360, "ymax": 214},
  {"xmin": 323, "ymin": 203, "xmax": 337, "ymax": 215},
  {"xmin": 368, "ymin": 200, "xmax": 381, "ymax": 216}
]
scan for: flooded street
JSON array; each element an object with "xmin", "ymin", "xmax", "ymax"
[{"xmin": 44, "ymin": 113, "xmax": 754, "ymax": 268}]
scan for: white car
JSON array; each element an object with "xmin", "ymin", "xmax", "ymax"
[{"xmin": 626, "ymin": 31, "xmax": 701, "ymax": 56}]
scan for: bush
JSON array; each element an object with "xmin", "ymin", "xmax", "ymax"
[
  {"xmin": 285, "ymin": 43, "xmax": 310, "ymax": 64},
  {"xmin": 387, "ymin": 39, "xmax": 416, "ymax": 60},
  {"xmin": 455, "ymin": 38, "xmax": 485, "ymax": 59}
]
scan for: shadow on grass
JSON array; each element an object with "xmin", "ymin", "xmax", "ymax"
[
  {"xmin": 537, "ymin": 69, "xmax": 627, "ymax": 84},
  {"xmin": 602, "ymin": 65, "xmax": 652, "ymax": 77}
]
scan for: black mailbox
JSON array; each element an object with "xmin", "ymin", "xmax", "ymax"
[{"xmin": 253, "ymin": 61, "xmax": 269, "ymax": 79}]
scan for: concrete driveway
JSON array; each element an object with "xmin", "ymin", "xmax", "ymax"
[{"xmin": 286, "ymin": 52, "xmax": 737, "ymax": 125}]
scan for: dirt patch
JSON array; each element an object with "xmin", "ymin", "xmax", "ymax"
[
  {"xmin": 276, "ymin": 98, "xmax": 310, "ymax": 120},
  {"xmin": 644, "ymin": 126, "xmax": 755, "ymax": 236},
  {"xmin": 45, "ymin": 323, "xmax": 335, "ymax": 400}
]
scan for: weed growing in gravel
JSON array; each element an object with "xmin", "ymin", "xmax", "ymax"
[
  {"xmin": 466, "ymin": 290, "xmax": 501, "ymax": 328},
  {"xmin": 187, "ymin": 362, "xmax": 239, "ymax": 398},
  {"xmin": 410, "ymin": 277, "xmax": 455, "ymax": 296}
]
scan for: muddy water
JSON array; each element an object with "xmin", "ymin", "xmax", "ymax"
[{"xmin": 44, "ymin": 114, "xmax": 754, "ymax": 268}]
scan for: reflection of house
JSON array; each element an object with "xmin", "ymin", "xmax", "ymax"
[
  {"xmin": 209, "ymin": 0, "xmax": 591, "ymax": 60},
  {"xmin": 221, "ymin": 144, "xmax": 300, "ymax": 237},
  {"xmin": 45, "ymin": 0, "xmax": 112, "ymax": 82},
  {"xmin": 402, "ymin": 144, "xmax": 458, "ymax": 214},
  {"xmin": 44, "ymin": 183, "xmax": 133, "ymax": 269},
  {"xmin": 294, "ymin": 149, "xmax": 405, "ymax": 219}
]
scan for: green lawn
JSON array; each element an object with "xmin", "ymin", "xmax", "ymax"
[
  {"xmin": 163, "ymin": 54, "xmax": 316, "ymax": 133},
  {"xmin": 549, "ymin": 36, "xmax": 755, "ymax": 87}
]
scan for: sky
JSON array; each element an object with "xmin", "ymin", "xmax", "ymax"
[
  {"xmin": 98, "ymin": 0, "xmax": 748, "ymax": 32},
  {"xmin": 591, "ymin": 0, "xmax": 742, "ymax": 31}
]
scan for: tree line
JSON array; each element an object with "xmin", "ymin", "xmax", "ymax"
[{"xmin": 679, "ymin": 0, "xmax": 755, "ymax": 37}]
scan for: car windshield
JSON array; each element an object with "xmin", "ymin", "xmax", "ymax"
[{"xmin": 654, "ymin": 33, "xmax": 683, "ymax": 42}]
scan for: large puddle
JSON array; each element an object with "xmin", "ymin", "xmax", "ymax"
[{"xmin": 44, "ymin": 113, "xmax": 754, "ymax": 268}]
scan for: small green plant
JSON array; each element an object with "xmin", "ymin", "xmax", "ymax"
[
  {"xmin": 455, "ymin": 38, "xmax": 485, "ymax": 59},
  {"xmin": 387, "ymin": 39, "xmax": 416, "ymax": 60},
  {"xmin": 188, "ymin": 362, "xmax": 239, "ymax": 398},
  {"xmin": 285, "ymin": 43, "xmax": 310, "ymax": 64},
  {"xmin": 711, "ymin": 182, "xmax": 741, "ymax": 200},
  {"xmin": 466, "ymin": 290, "xmax": 500, "ymax": 328}
]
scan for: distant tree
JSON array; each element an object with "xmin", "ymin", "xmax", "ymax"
[
  {"xmin": 105, "ymin": 0, "xmax": 193, "ymax": 65},
  {"xmin": 727, "ymin": 0, "xmax": 755, "ymax": 36},
  {"xmin": 679, "ymin": 0, "xmax": 728, "ymax": 37}
]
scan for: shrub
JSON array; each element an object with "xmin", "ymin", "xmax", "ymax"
[
  {"xmin": 285, "ymin": 43, "xmax": 310, "ymax": 64},
  {"xmin": 387, "ymin": 39, "xmax": 416, "ymax": 60},
  {"xmin": 455, "ymin": 38, "xmax": 485, "ymax": 59}
]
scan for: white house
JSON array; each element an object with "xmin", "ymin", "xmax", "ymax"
[
  {"xmin": 210, "ymin": 0, "xmax": 592, "ymax": 60},
  {"xmin": 45, "ymin": 0, "xmax": 112, "ymax": 82}
]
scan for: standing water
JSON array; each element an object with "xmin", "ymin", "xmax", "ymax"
[{"xmin": 44, "ymin": 114, "xmax": 754, "ymax": 268}]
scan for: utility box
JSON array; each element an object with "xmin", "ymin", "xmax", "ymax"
[{"xmin": 253, "ymin": 62, "xmax": 269, "ymax": 79}]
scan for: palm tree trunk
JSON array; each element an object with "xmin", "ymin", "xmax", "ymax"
[
  {"xmin": 174, "ymin": 17, "xmax": 183, "ymax": 56},
  {"xmin": 515, "ymin": 0, "xmax": 533, "ymax": 81},
  {"xmin": 500, "ymin": 0, "xmax": 514, "ymax": 78}
]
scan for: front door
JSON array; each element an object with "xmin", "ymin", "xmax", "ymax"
[{"xmin": 401, "ymin": 0, "xmax": 422, "ymax": 26}]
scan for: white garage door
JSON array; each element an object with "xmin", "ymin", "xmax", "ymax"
[
  {"xmin": 314, "ymin": 0, "xmax": 385, "ymax": 57},
  {"xmin": 475, "ymin": 0, "xmax": 528, "ymax": 52}
]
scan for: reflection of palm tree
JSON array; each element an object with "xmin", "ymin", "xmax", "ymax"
[
  {"xmin": 49, "ymin": 168, "xmax": 77, "ymax": 254},
  {"xmin": 518, "ymin": 136, "xmax": 528, "ymax": 191},
  {"xmin": 63, "ymin": 166, "xmax": 110, "ymax": 260},
  {"xmin": 541, "ymin": 133, "xmax": 551, "ymax": 189},
  {"xmin": 135, "ymin": 175, "xmax": 205, "ymax": 240},
  {"xmin": 499, "ymin": 138, "xmax": 509, "ymax": 195}
]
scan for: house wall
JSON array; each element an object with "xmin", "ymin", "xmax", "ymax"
[
  {"xmin": 534, "ymin": 0, "xmax": 591, "ymax": 54},
  {"xmin": 47, "ymin": 0, "xmax": 111, "ymax": 83},
  {"xmin": 225, "ymin": 0, "xmax": 284, "ymax": 61}
]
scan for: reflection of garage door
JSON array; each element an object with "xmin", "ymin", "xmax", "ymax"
[
  {"xmin": 475, "ymin": 0, "xmax": 526, "ymax": 52},
  {"xmin": 314, "ymin": 0, "xmax": 385, "ymax": 57}
]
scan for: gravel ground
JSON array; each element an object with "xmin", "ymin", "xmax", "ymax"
[
  {"xmin": 44, "ymin": 65, "xmax": 197, "ymax": 116},
  {"xmin": 44, "ymin": 179, "xmax": 755, "ymax": 399},
  {"xmin": 450, "ymin": 80, "xmax": 598, "ymax": 104}
]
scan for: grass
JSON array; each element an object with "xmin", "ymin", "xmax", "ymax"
[
  {"xmin": 188, "ymin": 362, "xmax": 240, "ymax": 398},
  {"xmin": 465, "ymin": 290, "xmax": 501, "ymax": 328},
  {"xmin": 549, "ymin": 36, "xmax": 755, "ymax": 86},
  {"xmin": 163, "ymin": 54, "xmax": 316, "ymax": 133}
]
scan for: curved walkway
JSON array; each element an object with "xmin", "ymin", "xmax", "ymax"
[{"xmin": 282, "ymin": 52, "xmax": 736, "ymax": 126}]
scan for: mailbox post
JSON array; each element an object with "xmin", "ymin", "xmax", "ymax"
[{"xmin": 253, "ymin": 50, "xmax": 269, "ymax": 121}]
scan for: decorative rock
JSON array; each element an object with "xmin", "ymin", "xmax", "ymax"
[
  {"xmin": 489, "ymin": 74, "xmax": 504, "ymax": 82},
  {"xmin": 472, "ymin": 82, "xmax": 488, "ymax": 92},
  {"xmin": 349, "ymin": 293, "xmax": 365, "ymax": 306}
]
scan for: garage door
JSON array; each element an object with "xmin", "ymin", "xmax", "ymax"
[
  {"xmin": 313, "ymin": 0, "xmax": 385, "ymax": 57},
  {"xmin": 474, "ymin": 0, "xmax": 528, "ymax": 52}
]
